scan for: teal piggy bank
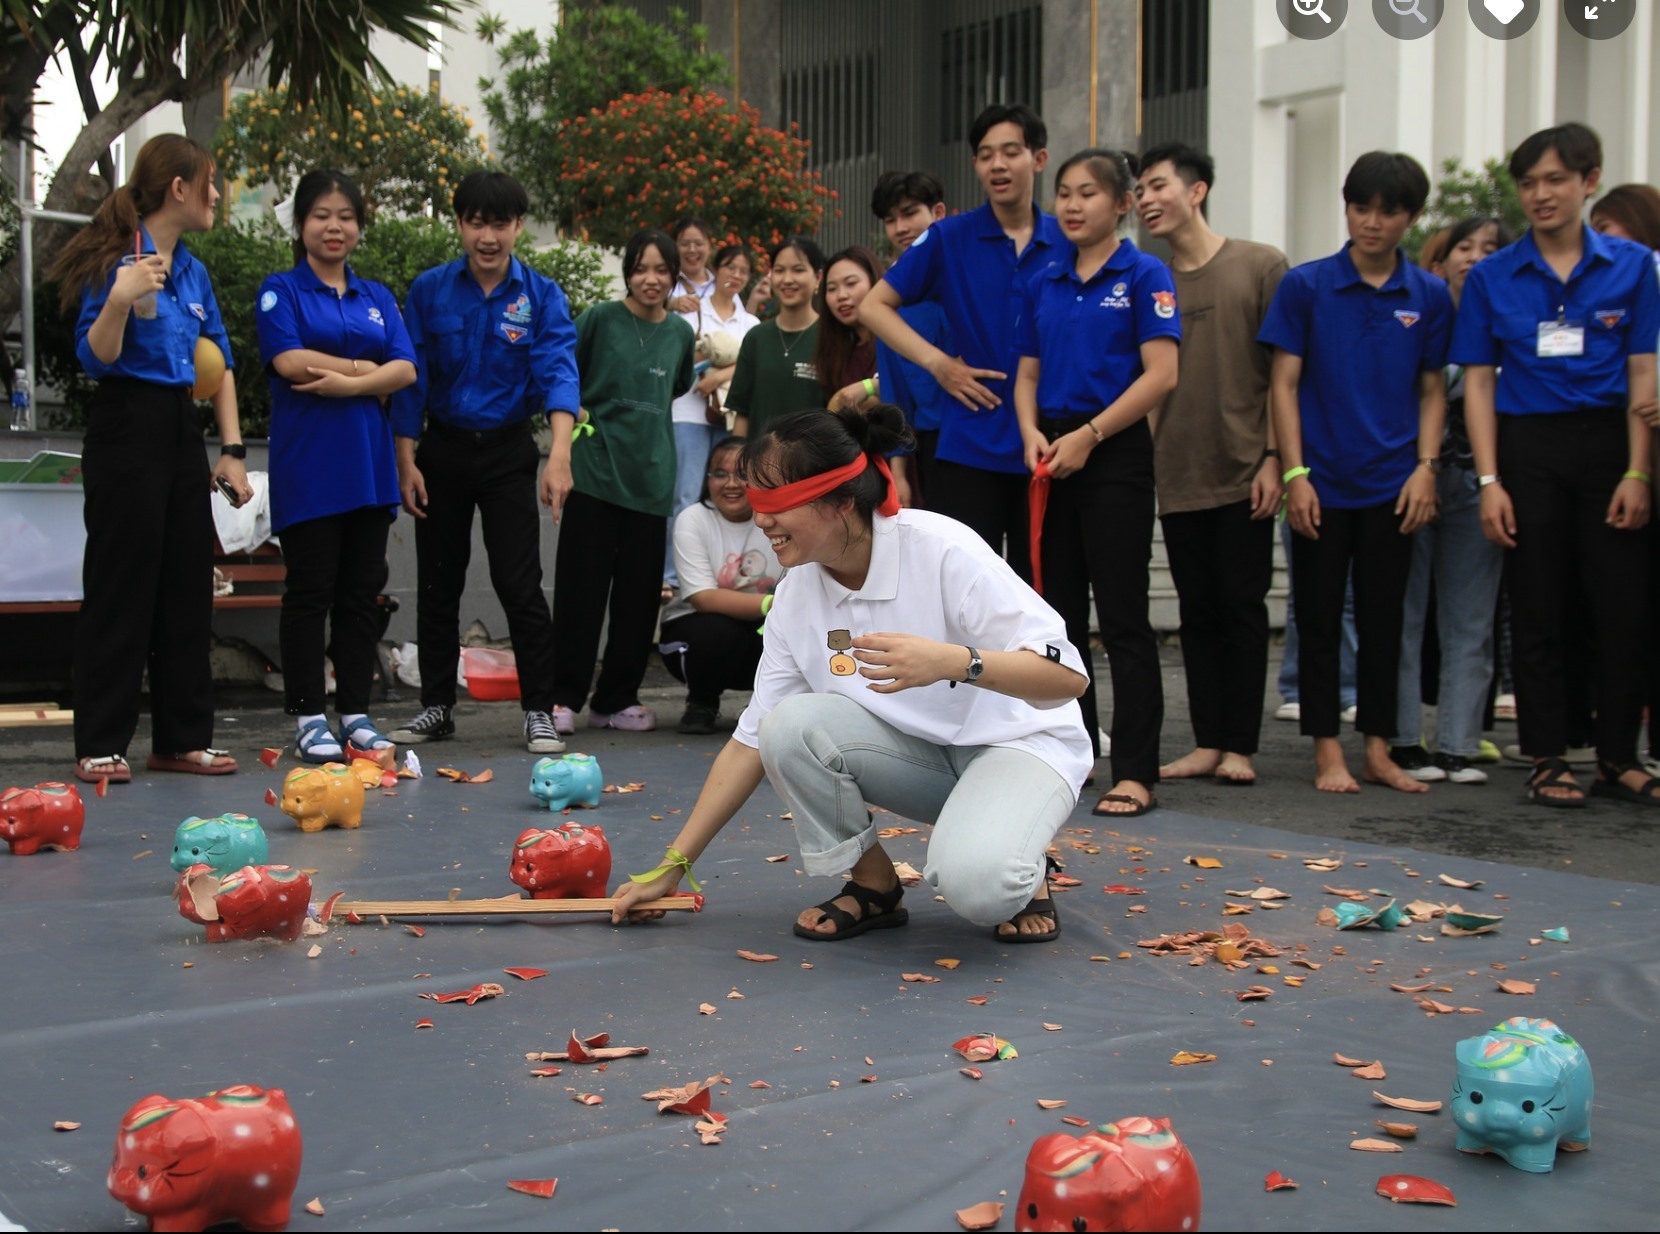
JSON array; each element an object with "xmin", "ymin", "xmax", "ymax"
[
  {"xmin": 529, "ymin": 753, "xmax": 603, "ymax": 811},
  {"xmin": 1453, "ymin": 1015, "xmax": 1592, "ymax": 1172},
  {"xmin": 171, "ymin": 813, "xmax": 270, "ymax": 876}
]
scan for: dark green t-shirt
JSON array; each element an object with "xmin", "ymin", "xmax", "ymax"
[
  {"xmin": 725, "ymin": 318, "xmax": 824, "ymax": 438},
  {"xmin": 572, "ymin": 299, "xmax": 696, "ymax": 516}
]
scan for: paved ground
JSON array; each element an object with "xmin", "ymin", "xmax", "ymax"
[{"xmin": 3, "ymin": 644, "xmax": 1655, "ymax": 886}]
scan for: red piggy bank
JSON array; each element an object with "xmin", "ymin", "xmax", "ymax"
[
  {"xmin": 108, "ymin": 1084, "xmax": 301, "ymax": 1232},
  {"xmin": 0, "ymin": 781, "xmax": 85, "ymax": 854},
  {"xmin": 509, "ymin": 823, "xmax": 612, "ymax": 899},
  {"xmin": 176, "ymin": 864, "xmax": 313, "ymax": 943},
  {"xmin": 1016, "ymin": 1116, "xmax": 1202, "ymax": 1232}
]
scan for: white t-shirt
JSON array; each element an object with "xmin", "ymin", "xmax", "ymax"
[
  {"xmin": 671, "ymin": 295, "xmax": 761, "ymax": 425},
  {"xmin": 662, "ymin": 502, "xmax": 781, "ymax": 626},
  {"xmin": 734, "ymin": 509, "xmax": 1093, "ymax": 794}
]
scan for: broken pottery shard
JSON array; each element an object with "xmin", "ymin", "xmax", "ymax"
[
  {"xmin": 419, "ymin": 982, "xmax": 505, "ymax": 1005},
  {"xmin": 1170, "ymin": 1051, "xmax": 1216, "ymax": 1066},
  {"xmin": 506, "ymin": 1179, "xmax": 558, "ymax": 1199},
  {"xmin": 1350, "ymin": 1138, "xmax": 1405, "ymax": 1153},
  {"xmin": 1376, "ymin": 1120, "xmax": 1418, "ymax": 1138},
  {"xmin": 1376, "ymin": 1175, "xmax": 1456, "ymax": 1206},
  {"xmin": 1351, "ymin": 1061, "xmax": 1387, "ymax": 1080},
  {"xmin": 954, "ymin": 1035, "xmax": 1017, "ymax": 1063},
  {"xmin": 1185, "ymin": 856, "xmax": 1223, "ymax": 869},
  {"xmin": 304, "ymin": 1197, "xmax": 325, "ymax": 1216},
  {"xmin": 503, "ymin": 967, "xmax": 550, "ymax": 981},
  {"xmin": 1061, "ymin": 1116, "xmax": 1091, "ymax": 1127},
  {"xmin": 1264, "ymin": 1170, "xmax": 1298, "ymax": 1192},
  {"xmin": 1437, "ymin": 874, "xmax": 1482, "ymax": 889},
  {"xmin": 901, "ymin": 972, "xmax": 941, "ymax": 983},
  {"xmin": 736, "ymin": 950, "xmax": 779, "ymax": 962},
  {"xmin": 572, "ymin": 1093, "xmax": 603, "ymax": 1106},
  {"xmin": 955, "ymin": 1201, "xmax": 1005, "ymax": 1231},
  {"xmin": 1036, "ymin": 1098, "xmax": 1067, "ymax": 1110},
  {"xmin": 1334, "ymin": 1053, "xmax": 1372, "ymax": 1068},
  {"xmin": 1373, "ymin": 1091, "xmax": 1443, "ymax": 1113}
]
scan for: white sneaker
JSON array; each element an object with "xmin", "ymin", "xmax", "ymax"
[
  {"xmin": 1341, "ymin": 704, "xmax": 1358, "ymax": 724},
  {"xmin": 1436, "ymin": 753, "xmax": 1488, "ymax": 784},
  {"xmin": 1274, "ymin": 702, "xmax": 1300, "ymax": 722}
]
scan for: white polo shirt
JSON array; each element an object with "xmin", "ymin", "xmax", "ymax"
[{"xmin": 734, "ymin": 509, "xmax": 1093, "ymax": 795}]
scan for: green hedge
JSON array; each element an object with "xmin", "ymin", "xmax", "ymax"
[{"xmin": 34, "ymin": 216, "xmax": 613, "ymax": 437}]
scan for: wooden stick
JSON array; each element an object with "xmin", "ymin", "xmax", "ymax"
[
  {"xmin": 330, "ymin": 894, "xmax": 702, "ymax": 918},
  {"xmin": 527, "ymin": 1046, "xmax": 650, "ymax": 1062}
]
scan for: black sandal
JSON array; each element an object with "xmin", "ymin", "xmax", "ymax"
[
  {"xmin": 1591, "ymin": 759, "xmax": 1660, "ymax": 807},
  {"xmin": 995, "ymin": 857, "xmax": 1062, "ymax": 944},
  {"xmin": 1526, "ymin": 757, "xmax": 1587, "ymax": 809},
  {"xmin": 792, "ymin": 879, "xmax": 909, "ymax": 942}
]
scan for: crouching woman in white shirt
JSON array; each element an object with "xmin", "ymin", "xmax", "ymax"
[{"xmin": 612, "ymin": 406, "xmax": 1092, "ymax": 943}]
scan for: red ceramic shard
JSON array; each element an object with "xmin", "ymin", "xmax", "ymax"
[
  {"xmin": 1050, "ymin": 873, "xmax": 1083, "ymax": 888},
  {"xmin": 954, "ymin": 1035, "xmax": 1017, "ymax": 1062},
  {"xmin": 504, "ymin": 967, "xmax": 550, "ymax": 981},
  {"xmin": 529, "ymin": 1067, "xmax": 562, "ymax": 1077},
  {"xmin": 565, "ymin": 1030, "xmax": 610, "ymax": 1062},
  {"xmin": 403, "ymin": 924, "xmax": 425, "ymax": 938},
  {"xmin": 959, "ymin": 1067, "xmax": 984, "ymax": 1080},
  {"xmin": 318, "ymin": 891, "xmax": 343, "ymax": 924},
  {"xmin": 1376, "ymin": 1175, "xmax": 1456, "ymax": 1206},
  {"xmin": 1061, "ymin": 1116, "xmax": 1091, "ymax": 1127},
  {"xmin": 1103, "ymin": 884, "xmax": 1146, "ymax": 894},
  {"xmin": 572, "ymin": 1093, "xmax": 603, "ymax": 1106},
  {"xmin": 642, "ymin": 1077, "xmax": 718, "ymax": 1115},
  {"xmin": 263, "ymin": 787, "xmax": 278, "ymax": 806},
  {"xmin": 506, "ymin": 1178, "xmax": 557, "ymax": 1199},
  {"xmin": 737, "ymin": 949, "xmax": 780, "ymax": 962},
  {"xmin": 420, "ymin": 982, "xmax": 505, "ymax": 1005},
  {"xmin": 1264, "ymin": 1170, "xmax": 1298, "ymax": 1191},
  {"xmin": 380, "ymin": 772, "xmax": 398, "ymax": 789},
  {"xmin": 260, "ymin": 748, "xmax": 282, "ymax": 769},
  {"xmin": 95, "ymin": 776, "xmax": 108, "ymax": 799},
  {"xmin": 966, "ymin": 995, "xmax": 989, "ymax": 1006},
  {"xmin": 414, "ymin": 1019, "xmax": 433, "ymax": 1029}
]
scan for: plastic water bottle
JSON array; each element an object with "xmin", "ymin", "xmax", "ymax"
[{"xmin": 9, "ymin": 369, "xmax": 30, "ymax": 432}]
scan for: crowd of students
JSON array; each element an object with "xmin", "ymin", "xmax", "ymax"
[{"xmin": 51, "ymin": 107, "xmax": 1659, "ymax": 841}]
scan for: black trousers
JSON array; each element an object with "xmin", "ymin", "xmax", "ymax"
[
  {"xmin": 929, "ymin": 458, "xmax": 1032, "ymax": 582},
  {"xmin": 1161, "ymin": 499, "xmax": 1274, "ymax": 755},
  {"xmin": 908, "ymin": 428, "xmax": 939, "ymax": 511},
  {"xmin": 73, "ymin": 380, "xmax": 215, "ymax": 758},
  {"xmin": 414, "ymin": 421, "xmax": 557, "ymax": 711},
  {"xmin": 279, "ymin": 507, "xmax": 390, "ymax": 716},
  {"xmin": 1038, "ymin": 417, "xmax": 1163, "ymax": 785},
  {"xmin": 659, "ymin": 610, "xmax": 764, "ymax": 706},
  {"xmin": 1499, "ymin": 409, "xmax": 1651, "ymax": 765},
  {"xmin": 1290, "ymin": 500, "xmax": 1414, "ymax": 740},
  {"xmin": 552, "ymin": 489, "xmax": 665, "ymax": 715}
]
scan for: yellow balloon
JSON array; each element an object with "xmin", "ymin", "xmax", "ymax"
[{"xmin": 192, "ymin": 336, "xmax": 227, "ymax": 401}]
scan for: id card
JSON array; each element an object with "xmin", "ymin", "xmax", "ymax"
[{"xmin": 1537, "ymin": 319, "xmax": 1584, "ymax": 358}]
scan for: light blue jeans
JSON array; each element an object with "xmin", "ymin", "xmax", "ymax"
[
  {"xmin": 1278, "ymin": 517, "xmax": 1357, "ymax": 708},
  {"xmin": 757, "ymin": 694, "xmax": 1075, "ymax": 927},
  {"xmin": 665, "ymin": 421, "xmax": 726, "ymax": 587},
  {"xmin": 1395, "ymin": 467, "xmax": 1504, "ymax": 756}
]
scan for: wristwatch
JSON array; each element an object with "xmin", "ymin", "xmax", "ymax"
[
  {"xmin": 950, "ymin": 646, "xmax": 984, "ymax": 689},
  {"xmin": 1477, "ymin": 474, "xmax": 1501, "ymax": 488},
  {"xmin": 219, "ymin": 443, "xmax": 247, "ymax": 460},
  {"xmin": 1419, "ymin": 456, "xmax": 1442, "ymax": 474}
]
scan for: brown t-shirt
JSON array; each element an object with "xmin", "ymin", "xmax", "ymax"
[{"xmin": 1153, "ymin": 238, "xmax": 1288, "ymax": 514}]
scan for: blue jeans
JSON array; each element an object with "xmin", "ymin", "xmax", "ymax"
[
  {"xmin": 665, "ymin": 421, "xmax": 725, "ymax": 587},
  {"xmin": 1394, "ymin": 467, "xmax": 1504, "ymax": 755},
  {"xmin": 1278, "ymin": 517, "xmax": 1357, "ymax": 708}
]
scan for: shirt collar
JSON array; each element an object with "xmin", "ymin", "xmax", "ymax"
[
  {"xmin": 820, "ymin": 513, "xmax": 900, "ymax": 606},
  {"xmin": 456, "ymin": 254, "xmax": 526, "ymax": 297},
  {"xmin": 1333, "ymin": 241, "xmax": 1410, "ymax": 293},
  {"xmin": 1513, "ymin": 224, "xmax": 1612, "ymax": 281},
  {"xmin": 292, "ymin": 259, "xmax": 361, "ymax": 295},
  {"xmin": 134, "ymin": 223, "xmax": 197, "ymax": 278},
  {"xmin": 971, "ymin": 200, "xmax": 1056, "ymax": 249},
  {"xmin": 1043, "ymin": 237, "xmax": 1142, "ymax": 283}
]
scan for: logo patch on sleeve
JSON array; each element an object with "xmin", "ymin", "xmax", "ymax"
[
  {"xmin": 1394, "ymin": 310, "xmax": 1421, "ymax": 328},
  {"xmin": 188, "ymin": 303, "xmax": 206, "ymax": 320},
  {"xmin": 1152, "ymin": 291, "xmax": 1177, "ymax": 319},
  {"xmin": 259, "ymin": 290, "xmax": 278, "ymax": 312},
  {"xmin": 1045, "ymin": 644, "xmax": 1062, "ymax": 662}
]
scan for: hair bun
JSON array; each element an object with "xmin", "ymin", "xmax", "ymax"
[{"xmin": 855, "ymin": 402, "xmax": 913, "ymax": 457}]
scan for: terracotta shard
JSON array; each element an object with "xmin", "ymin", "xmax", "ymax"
[
  {"xmin": 263, "ymin": 787, "xmax": 278, "ymax": 806},
  {"xmin": 901, "ymin": 972, "xmax": 941, "ymax": 983},
  {"xmin": 1376, "ymin": 1120, "xmax": 1419, "ymax": 1138},
  {"xmin": 1374, "ymin": 1091, "xmax": 1443, "ymax": 1112},
  {"xmin": 764, "ymin": 854, "xmax": 789, "ymax": 862},
  {"xmin": 507, "ymin": 1178, "xmax": 558, "ymax": 1199},
  {"xmin": 736, "ymin": 949, "xmax": 779, "ymax": 962},
  {"xmin": 1185, "ymin": 855, "xmax": 1223, "ymax": 869},
  {"xmin": 1290, "ymin": 958, "xmax": 1322, "ymax": 970},
  {"xmin": 1351, "ymin": 1061, "xmax": 1387, "ymax": 1080},
  {"xmin": 403, "ymin": 924, "xmax": 426, "ymax": 938},
  {"xmin": 419, "ymin": 982, "xmax": 505, "ymax": 1005},
  {"xmin": 304, "ymin": 1197, "xmax": 325, "ymax": 1216},
  {"xmin": 641, "ymin": 1076, "xmax": 719, "ymax": 1115},
  {"xmin": 1237, "ymin": 986, "xmax": 1273, "ymax": 1002},
  {"xmin": 95, "ymin": 776, "xmax": 108, "ymax": 799},
  {"xmin": 1304, "ymin": 857, "xmax": 1342, "ymax": 871},
  {"xmin": 956, "ymin": 1201, "xmax": 1005, "ymax": 1231},
  {"xmin": 935, "ymin": 957, "xmax": 962, "ymax": 969},
  {"xmin": 414, "ymin": 1018, "xmax": 433, "ymax": 1029},
  {"xmin": 1036, "ymin": 1098, "xmax": 1067, "ymax": 1110},
  {"xmin": 503, "ymin": 967, "xmax": 550, "ymax": 981},
  {"xmin": 529, "ymin": 1067, "xmax": 562, "ymax": 1077},
  {"xmin": 1102, "ymin": 884, "xmax": 1146, "ymax": 894},
  {"xmin": 1333, "ymin": 1053, "xmax": 1372, "ymax": 1068},
  {"xmin": 892, "ymin": 860, "xmax": 925, "ymax": 884},
  {"xmin": 966, "ymin": 995, "xmax": 989, "ymax": 1006},
  {"xmin": 1350, "ymin": 1138, "xmax": 1405, "ymax": 1152},
  {"xmin": 1437, "ymin": 874, "xmax": 1482, "ymax": 889},
  {"xmin": 1042, "ymin": 1022, "xmax": 1064, "ymax": 1031},
  {"xmin": 1497, "ymin": 978, "xmax": 1537, "ymax": 995},
  {"xmin": 1050, "ymin": 873, "xmax": 1083, "ymax": 888},
  {"xmin": 749, "ymin": 1080, "xmax": 771, "ymax": 1089},
  {"xmin": 1264, "ymin": 1170, "xmax": 1298, "ymax": 1192},
  {"xmin": 1389, "ymin": 981, "xmax": 1436, "ymax": 993},
  {"xmin": 959, "ymin": 1067, "xmax": 984, "ymax": 1080},
  {"xmin": 954, "ymin": 1035, "xmax": 1017, "ymax": 1062},
  {"xmin": 1377, "ymin": 1175, "xmax": 1456, "ymax": 1206},
  {"xmin": 1170, "ymin": 1051, "xmax": 1216, "ymax": 1066},
  {"xmin": 52, "ymin": 1121, "xmax": 80, "ymax": 1131},
  {"xmin": 572, "ymin": 1093, "xmax": 603, "ymax": 1106},
  {"xmin": 259, "ymin": 747, "xmax": 282, "ymax": 769},
  {"xmin": 699, "ymin": 1002, "xmax": 718, "ymax": 1015}
]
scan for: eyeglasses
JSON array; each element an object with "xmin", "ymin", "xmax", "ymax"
[{"xmin": 707, "ymin": 470, "xmax": 742, "ymax": 483}]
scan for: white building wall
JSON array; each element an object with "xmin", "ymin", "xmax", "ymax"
[{"xmin": 1209, "ymin": 1, "xmax": 1660, "ymax": 266}]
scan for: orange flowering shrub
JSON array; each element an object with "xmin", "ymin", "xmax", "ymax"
[{"xmin": 557, "ymin": 89, "xmax": 837, "ymax": 257}]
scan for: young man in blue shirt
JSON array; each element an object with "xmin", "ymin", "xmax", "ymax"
[
  {"xmin": 1452, "ymin": 123, "xmax": 1660, "ymax": 809},
  {"xmin": 860, "ymin": 103, "xmax": 1063, "ymax": 579},
  {"xmin": 1260, "ymin": 152, "xmax": 1451, "ymax": 796},
  {"xmin": 868, "ymin": 170, "xmax": 955, "ymax": 508},
  {"xmin": 388, "ymin": 171, "xmax": 581, "ymax": 753}
]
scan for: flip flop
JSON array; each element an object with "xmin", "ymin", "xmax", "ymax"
[
  {"xmin": 75, "ymin": 754, "xmax": 131, "ymax": 784},
  {"xmin": 792, "ymin": 879, "xmax": 909, "ymax": 942},
  {"xmin": 147, "ymin": 749, "xmax": 238, "ymax": 776},
  {"xmin": 1092, "ymin": 791, "xmax": 1157, "ymax": 818}
]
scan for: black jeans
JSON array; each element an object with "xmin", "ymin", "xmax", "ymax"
[
  {"xmin": 1161, "ymin": 499, "xmax": 1274, "ymax": 755},
  {"xmin": 279, "ymin": 507, "xmax": 390, "ymax": 716},
  {"xmin": 73, "ymin": 380, "xmax": 215, "ymax": 758},
  {"xmin": 1038, "ymin": 416, "xmax": 1162, "ymax": 785},
  {"xmin": 659, "ymin": 610, "xmax": 764, "ymax": 707},
  {"xmin": 552, "ymin": 489, "xmax": 665, "ymax": 715},
  {"xmin": 1289, "ymin": 500, "xmax": 1414, "ymax": 740},
  {"xmin": 1499, "ymin": 409, "xmax": 1651, "ymax": 765},
  {"xmin": 929, "ymin": 458, "xmax": 1032, "ymax": 582},
  {"xmin": 414, "ymin": 420, "xmax": 557, "ymax": 711}
]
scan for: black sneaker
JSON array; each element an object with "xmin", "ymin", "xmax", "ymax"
[
  {"xmin": 1389, "ymin": 744, "xmax": 1446, "ymax": 782},
  {"xmin": 1434, "ymin": 752, "xmax": 1488, "ymax": 784},
  {"xmin": 389, "ymin": 705, "xmax": 454, "ymax": 743},
  {"xmin": 677, "ymin": 702, "xmax": 720, "ymax": 735},
  {"xmin": 524, "ymin": 710, "xmax": 566, "ymax": 755}
]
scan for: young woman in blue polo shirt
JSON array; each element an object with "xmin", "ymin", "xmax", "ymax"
[
  {"xmin": 256, "ymin": 170, "xmax": 417, "ymax": 763},
  {"xmin": 1453, "ymin": 124, "xmax": 1660, "ymax": 809},
  {"xmin": 51, "ymin": 133, "xmax": 250, "ymax": 785},
  {"xmin": 1014, "ymin": 148, "xmax": 1180, "ymax": 816},
  {"xmin": 1260, "ymin": 152, "xmax": 1452, "ymax": 797}
]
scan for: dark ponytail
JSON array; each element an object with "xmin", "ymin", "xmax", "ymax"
[{"xmin": 743, "ymin": 405, "xmax": 914, "ymax": 522}]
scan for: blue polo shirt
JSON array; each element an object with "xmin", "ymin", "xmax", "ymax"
[
  {"xmin": 1258, "ymin": 243, "xmax": 1452, "ymax": 509},
  {"xmin": 1014, "ymin": 238, "xmax": 1181, "ymax": 412},
  {"xmin": 876, "ymin": 301, "xmax": 956, "ymax": 433},
  {"xmin": 74, "ymin": 226, "xmax": 234, "ymax": 388},
  {"xmin": 880, "ymin": 201, "xmax": 1064, "ymax": 473},
  {"xmin": 256, "ymin": 263, "xmax": 414, "ymax": 532},
  {"xmin": 1449, "ymin": 225, "xmax": 1660, "ymax": 415},
  {"xmin": 390, "ymin": 256, "xmax": 581, "ymax": 438}
]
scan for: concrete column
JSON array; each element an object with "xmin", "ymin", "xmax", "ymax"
[{"xmin": 1210, "ymin": 2, "xmax": 1298, "ymax": 254}]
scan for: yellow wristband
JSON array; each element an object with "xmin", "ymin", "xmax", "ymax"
[
  {"xmin": 629, "ymin": 846, "xmax": 702, "ymax": 893},
  {"xmin": 1623, "ymin": 469, "xmax": 1651, "ymax": 484},
  {"xmin": 1282, "ymin": 466, "xmax": 1312, "ymax": 485}
]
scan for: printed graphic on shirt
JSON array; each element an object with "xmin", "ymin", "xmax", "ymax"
[
  {"xmin": 1100, "ymin": 281, "xmax": 1131, "ymax": 310},
  {"xmin": 188, "ymin": 303, "xmax": 206, "ymax": 320},
  {"xmin": 259, "ymin": 290, "xmax": 278, "ymax": 312},
  {"xmin": 497, "ymin": 320, "xmax": 528, "ymax": 344},
  {"xmin": 1394, "ymin": 309, "xmax": 1421, "ymax": 328},
  {"xmin": 716, "ymin": 549, "xmax": 779, "ymax": 594},
  {"xmin": 504, "ymin": 293, "xmax": 532, "ymax": 324},
  {"xmin": 1594, "ymin": 308, "xmax": 1627, "ymax": 328},
  {"xmin": 1152, "ymin": 291, "xmax": 1177, "ymax": 320},
  {"xmin": 367, "ymin": 306, "xmax": 385, "ymax": 327},
  {"xmin": 793, "ymin": 362, "xmax": 820, "ymax": 382},
  {"xmin": 827, "ymin": 629, "xmax": 857, "ymax": 676}
]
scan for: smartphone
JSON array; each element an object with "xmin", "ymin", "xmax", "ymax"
[{"xmin": 215, "ymin": 475, "xmax": 243, "ymax": 508}]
